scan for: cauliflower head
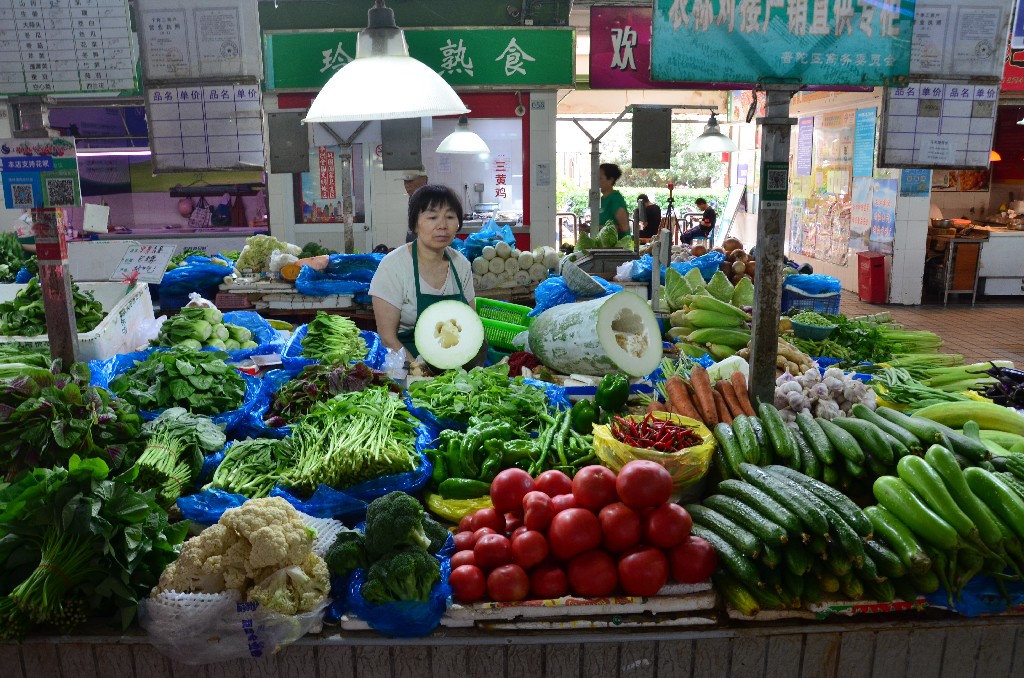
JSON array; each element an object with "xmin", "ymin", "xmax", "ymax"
[
  {"xmin": 247, "ymin": 552, "xmax": 331, "ymax": 616},
  {"xmin": 157, "ymin": 524, "xmax": 240, "ymax": 593},
  {"xmin": 219, "ymin": 496, "xmax": 315, "ymax": 570}
]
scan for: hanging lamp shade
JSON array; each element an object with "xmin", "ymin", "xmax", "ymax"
[
  {"xmin": 687, "ymin": 112, "xmax": 738, "ymax": 153},
  {"xmin": 990, "ymin": 150, "xmax": 1002, "ymax": 161},
  {"xmin": 436, "ymin": 116, "xmax": 490, "ymax": 154},
  {"xmin": 304, "ymin": 1, "xmax": 469, "ymax": 124}
]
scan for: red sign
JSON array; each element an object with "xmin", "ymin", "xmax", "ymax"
[
  {"xmin": 318, "ymin": 147, "xmax": 336, "ymax": 200},
  {"xmin": 1004, "ymin": 43, "xmax": 1024, "ymax": 92}
]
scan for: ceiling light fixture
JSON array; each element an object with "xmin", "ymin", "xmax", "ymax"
[
  {"xmin": 304, "ymin": 1, "xmax": 469, "ymax": 124},
  {"xmin": 76, "ymin": 149, "xmax": 152, "ymax": 157},
  {"xmin": 991, "ymin": 150, "xmax": 1002, "ymax": 161},
  {"xmin": 687, "ymin": 111, "xmax": 738, "ymax": 153},
  {"xmin": 1017, "ymin": 116, "xmax": 1024, "ymax": 126},
  {"xmin": 436, "ymin": 116, "xmax": 490, "ymax": 155}
]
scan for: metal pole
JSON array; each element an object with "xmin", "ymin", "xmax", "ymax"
[
  {"xmin": 748, "ymin": 86, "xmax": 799, "ymax": 406},
  {"xmin": 31, "ymin": 208, "xmax": 79, "ymax": 365},
  {"xmin": 319, "ymin": 122, "xmax": 369, "ymax": 254},
  {"xmin": 589, "ymin": 138, "xmax": 601, "ymax": 238}
]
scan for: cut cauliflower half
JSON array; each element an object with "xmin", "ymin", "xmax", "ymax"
[
  {"xmin": 219, "ymin": 496, "xmax": 315, "ymax": 571},
  {"xmin": 247, "ymin": 552, "xmax": 331, "ymax": 616}
]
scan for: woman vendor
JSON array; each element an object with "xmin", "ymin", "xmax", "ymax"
[
  {"xmin": 598, "ymin": 163, "xmax": 629, "ymax": 236},
  {"xmin": 370, "ymin": 184, "xmax": 482, "ymax": 364}
]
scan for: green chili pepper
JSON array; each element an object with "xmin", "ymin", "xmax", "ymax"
[
  {"xmin": 479, "ymin": 440, "xmax": 505, "ymax": 481},
  {"xmin": 501, "ymin": 439, "xmax": 536, "ymax": 465},
  {"xmin": 570, "ymin": 400, "xmax": 598, "ymax": 434},
  {"xmin": 438, "ymin": 478, "xmax": 492, "ymax": 500},
  {"xmin": 430, "ymin": 452, "xmax": 448, "ymax": 485},
  {"xmin": 595, "ymin": 373, "xmax": 629, "ymax": 412}
]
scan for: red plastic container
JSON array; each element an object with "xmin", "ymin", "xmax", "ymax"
[{"xmin": 857, "ymin": 251, "xmax": 889, "ymax": 303}]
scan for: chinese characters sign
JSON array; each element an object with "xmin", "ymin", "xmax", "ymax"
[
  {"xmin": 853, "ymin": 107, "xmax": 877, "ymax": 177},
  {"xmin": 651, "ymin": 0, "xmax": 916, "ymax": 86},
  {"xmin": 1005, "ymin": 42, "xmax": 1024, "ymax": 91},
  {"xmin": 494, "ymin": 154, "xmax": 510, "ymax": 200},
  {"xmin": 869, "ymin": 178, "xmax": 898, "ymax": 254},
  {"xmin": 0, "ymin": 137, "xmax": 80, "ymax": 209},
  {"xmin": 110, "ymin": 244, "xmax": 177, "ymax": 284},
  {"xmin": 318, "ymin": 147, "xmax": 336, "ymax": 200},
  {"xmin": 264, "ymin": 28, "xmax": 574, "ymax": 90}
]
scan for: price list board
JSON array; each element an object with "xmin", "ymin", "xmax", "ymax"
[
  {"xmin": 0, "ymin": 0, "xmax": 137, "ymax": 95},
  {"xmin": 146, "ymin": 84, "xmax": 264, "ymax": 172}
]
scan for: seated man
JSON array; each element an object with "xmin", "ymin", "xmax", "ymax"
[
  {"xmin": 679, "ymin": 198, "xmax": 716, "ymax": 245},
  {"xmin": 633, "ymin": 194, "xmax": 662, "ymax": 240}
]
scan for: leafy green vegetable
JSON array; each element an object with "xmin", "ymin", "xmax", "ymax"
[
  {"xmin": 792, "ymin": 311, "xmax": 834, "ymax": 326},
  {"xmin": 109, "ymin": 348, "xmax": 246, "ymax": 415},
  {"xmin": 235, "ymin": 234, "xmax": 299, "ymax": 273},
  {"xmin": 408, "ymin": 363, "xmax": 550, "ymax": 427},
  {"xmin": 264, "ymin": 361, "xmax": 395, "ymax": 427},
  {"xmin": 134, "ymin": 408, "xmax": 227, "ymax": 504},
  {"xmin": 664, "ymin": 267, "xmax": 691, "ymax": 312},
  {"xmin": 299, "ymin": 242, "xmax": 337, "ymax": 258},
  {"xmin": 0, "ymin": 278, "xmax": 106, "ymax": 336},
  {"xmin": 205, "ymin": 438, "xmax": 294, "ymax": 498},
  {"xmin": 153, "ymin": 307, "xmax": 257, "ymax": 351},
  {"xmin": 301, "ymin": 311, "xmax": 368, "ymax": 364},
  {"xmin": 0, "ymin": 232, "xmax": 26, "ymax": 283},
  {"xmin": 706, "ymin": 270, "xmax": 734, "ymax": 303}
]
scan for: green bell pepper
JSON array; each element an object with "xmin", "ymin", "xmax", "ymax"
[
  {"xmin": 570, "ymin": 400, "xmax": 598, "ymax": 434},
  {"xmin": 595, "ymin": 373, "xmax": 629, "ymax": 413}
]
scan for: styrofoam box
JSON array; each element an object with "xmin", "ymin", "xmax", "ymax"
[{"xmin": 0, "ymin": 282, "xmax": 154, "ymax": 361}]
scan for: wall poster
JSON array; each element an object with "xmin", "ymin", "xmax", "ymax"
[{"xmin": 296, "ymin": 145, "xmax": 365, "ymax": 225}]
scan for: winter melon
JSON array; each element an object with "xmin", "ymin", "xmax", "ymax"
[
  {"xmin": 528, "ymin": 291, "xmax": 661, "ymax": 377},
  {"xmin": 414, "ymin": 300, "xmax": 485, "ymax": 370}
]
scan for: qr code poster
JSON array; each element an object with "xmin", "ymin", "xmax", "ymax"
[
  {"xmin": 760, "ymin": 161, "xmax": 790, "ymax": 203},
  {"xmin": 0, "ymin": 137, "xmax": 81, "ymax": 209}
]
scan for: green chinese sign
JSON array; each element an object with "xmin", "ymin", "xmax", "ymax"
[{"xmin": 264, "ymin": 28, "xmax": 574, "ymax": 90}]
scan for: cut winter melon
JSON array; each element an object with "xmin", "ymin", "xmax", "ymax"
[
  {"xmin": 528, "ymin": 292, "xmax": 661, "ymax": 377},
  {"xmin": 414, "ymin": 300, "xmax": 485, "ymax": 370}
]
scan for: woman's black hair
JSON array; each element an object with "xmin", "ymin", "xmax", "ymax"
[
  {"xmin": 599, "ymin": 163, "xmax": 623, "ymax": 184},
  {"xmin": 408, "ymin": 184, "xmax": 464, "ymax": 234}
]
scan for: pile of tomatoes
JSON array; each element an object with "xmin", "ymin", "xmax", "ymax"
[{"xmin": 448, "ymin": 460, "xmax": 717, "ymax": 604}]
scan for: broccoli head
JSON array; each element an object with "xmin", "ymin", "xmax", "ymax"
[
  {"xmin": 361, "ymin": 548, "xmax": 441, "ymax": 604},
  {"xmin": 421, "ymin": 515, "xmax": 450, "ymax": 555},
  {"xmin": 364, "ymin": 492, "xmax": 431, "ymax": 559},
  {"xmin": 324, "ymin": 530, "xmax": 367, "ymax": 577}
]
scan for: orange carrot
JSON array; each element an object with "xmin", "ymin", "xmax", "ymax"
[
  {"xmin": 730, "ymin": 371, "xmax": 757, "ymax": 416},
  {"xmin": 665, "ymin": 375, "xmax": 701, "ymax": 420},
  {"xmin": 688, "ymin": 366, "xmax": 719, "ymax": 428},
  {"xmin": 712, "ymin": 390, "xmax": 732, "ymax": 425},
  {"xmin": 716, "ymin": 380, "xmax": 745, "ymax": 418},
  {"xmin": 647, "ymin": 399, "xmax": 668, "ymax": 414}
]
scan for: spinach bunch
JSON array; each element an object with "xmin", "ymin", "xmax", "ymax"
[
  {"xmin": 110, "ymin": 348, "xmax": 246, "ymax": 416},
  {"xmin": 0, "ymin": 278, "xmax": 106, "ymax": 336},
  {"xmin": 408, "ymin": 363, "xmax": 550, "ymax": 427}
]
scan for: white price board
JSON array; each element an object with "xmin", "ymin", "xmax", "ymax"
[
  {"xmin": 911, "ymin": 0, "xmax": 1013, "ymax": 80},
  {"xmin": 146, "ymin": 84, "xmax": 265, "ymax": 172},
  {"xmin": 0, "ymin": 0, "xmax": 137, "ymax": 95},
  {"xmin": 110, "ymin": 244, "xmax": 177, "ymax": 283},
  {"xmin": 879, "ymin": 82, "xmax": 999, "ymax": 169}
]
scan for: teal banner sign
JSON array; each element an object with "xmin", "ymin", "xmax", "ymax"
[
  {"xmin": 651, "ymin": 0, "xmax": 916, "ymax": 87},
  {"xmin": 265, "ymin": 28, "xmax": 574, "ymax": 90}
]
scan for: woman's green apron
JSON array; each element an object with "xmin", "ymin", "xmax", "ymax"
[{"xmin": 396, "ymin": 242, "xmax": 467, "ymax": 357}]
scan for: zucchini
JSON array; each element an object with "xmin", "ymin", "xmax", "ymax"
[
  {"xmin": 897, "ymin": 454, "xmax": 980, "ymax": 543},
  {"xmin": 839, "ymin": 571, "xmax": 864, "ymax": 600},
  {"xmin": 831, "ymin": 417, "xmax": 894, "ymax": 467},
  {"xmin": 963, "ymin": 467, "xmax": 1024, "ymax": 541},
  {"xmin": 796, "ymin": 411, "xmax": 836, "ymax": 465},
  {"xmin": 748, "ymin": 417, "xmax": 771, "ymax": 465},
  {"xmin": 817, "ymin": 417, "xmax": 865, "ymax": 465},
  {"xmin": 784, "ymin": 543, "xmax": 813, "ymax": 576},
  {"xmin": 766, "ymin": 465, "xmax": 873, "ymax": 539},
  {"xmin": 795, "ymin": 430, "xmax": 821, "ymax": 480},
  {"xmin": 691, "ymin": 524, "xmax": 763, "ymax": 589},
  {"xmin": 717, "ymin": 479, "xmax": 804, "ymax": 537},
  {"xmin": 872, "ymin": 476, "xmax": 960, "ymax": 550},
  {"xmin": 714, "ymin": 571, "xmax": 761, "ymax": 617},
  {"xmin": 737, "ymin": 463, "xmax": 830, "ymax": 537},
  {"xmin": 731, "ymin": 415, "xmax": 761, "ymax": 465},
  {"xmin": 876, "ymin": 406, "xmax": 947, "ymax": 445},
  {"xmin": 912, "ymin": 401, "xmax": 1024, "ymax": 437},
  {"xmin": 978, "ymin": 429, "xmax": 1024, "ymax": 450},
  {"xmin": 878, "ymin": 429, "xmax": 911, "ymax": 461},
  {"xmin": 851, "ymin": 403, "xmax": 923, "ymax": 454},
  {"xmin": 686, "ymin": 503, "xmax": 762, "ymax": 559},
  {"xmin": 703, "ymin": 494, "xmax": 790, "ymax": 546},
  {"xmin": 759, "ymin": 403, "xmax": 797, "ymax": 460},
  {"xmin": 714, "ymin": 423, "xmax": 745, "ymax": 478},
  {"xmin": 864, "ymin": 505, "xmax": 932, "ymax": 576},
  {"xmin": 864, "ymin": 539, "xmax": 907, "ymax": 579}
]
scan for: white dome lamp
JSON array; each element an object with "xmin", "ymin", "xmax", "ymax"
[
  {"xmin": 436, "ymin": 115, "xmax": 490, "ymax": 155},
  {"xmin": 687, "ymin": 111, "xmax": 738, "ymax": 153},
  {"xmin": 304, "ymin": 1, "xmax": 469, "ymax": 124}
]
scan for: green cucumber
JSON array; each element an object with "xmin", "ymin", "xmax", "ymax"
[
  {"xmin": 878, "ymin": 429, "xmax": 911, "ymax": 461},
  {"xmin": 927, "ymin": 420, "xmax": 991, "ymax": 463},
  {"xmin": 717, "ymin": 479, "xmax": 804, "ymax": 537},
  {"xmin": 872, "ymin": 476, "xmax": 960, "ymax": 550},
  {"xmin": 864, "ymin": 539, "xmax": 907, "ymax": 579},
  {"xmin": 765, "ymin": 465, "xmax": 873, "ymax": 539},
  {"xmin": 864, "ymin": 505, "xmax": 932, "ymax": 576},
  {"xmin": 999, "ymin": 471, "xmax": 1024, "ymax": 502},
  {"xmin": 817, "ymin": 417, "xmax": 865, "ymax": 465},
  {"xmin": 896, "ymin": 455, "xmax": 980, "ymax": 543},
  {"xmin": 712, "ymin": 448, "xmax": 735, "ymax": 482},
  {"xmin": 782, "ymin": 568, "xmax": 806, "ymax": 600},
  {"xmin": 748, "ymin": 417, "xmax": 771, "ymax": 465},
  {"xmin": 963, "ymin": 467, "xmax": 1024, "ymax": 541},
  {"xmin": 822, "ymin": 463, "xmax": 840, "ymax": 487},
  {"xmin": 924, "ymin": 444, "xmax": 1004, "ymax": 552},
  {"xmin": 737, "ymin": 463, "xmax": 830, "ymax": 537},
  {"xmin": 703, "ymin": 494, "xmax": 790, "ymax": 546},
  {"xmin": 784, "ymin": 543, "xmax": 813, "ymax": 577},
  {"xmin": 795, "ymin": 430, "xmax": 820, "ymax": 480},
  {"xmin": 802, "ymin": 573, "xmax": 823, "ymax": 604},
  {"xmin": 909, "ymin": 569, "xmax": 940, "ymax": 595},
  {"xmin": 686, "ymin": 504, "xmax": 761, "ymax": 559},
  {"xmin": 714, "ymin": 423, "xmax": 746, "ymax": 478},
  {"xmin": 759, "ymin": 403, "xmax": 797, "ymax": 460},
  {"xmin": 844, "ymin": 456, "xmax": 867, "ymax": 479},
  {"xmin": 864, "ymin": 578, "xmax": 896, "ymax": 603},
  {"xmin": 731, "ymin": 415, "xmax": 761, "ymax": 465},
  {"xmin": 796, "ymin": 411, "xmax": 836, "ymax": 465},
  {"xmin": 807, "ymin": 535, "xmax": 829, "ymax": 556},
  {"xmin": 828, "ymin": 545, "xmax": 852, "ymax": 577},
  {"xmin": 851, "ymin": 404, "xmax": 922, "ymax": 454},
  {"xmin": 831, "ymin": 417, "xmax": 893, "ymax": 467},
  {"xmin": 761, "ymin": 542, "xmax": 782, "ymax": 570},
  {"xmin": 817, "ymin": 570, "xmax": 841, "ymax": 594},
  {"xmin": 891, "ymin": 576, "xmax": 920, "ymax": 603},
  {"xmin": 857, "ymin": 551, "xmax": 882, "ymax": 583},
  {"xmin": 691, "ymin": 524, "xmax": 763, "ymax": 589},
  {"xmin": 839, "ymin": 571, "xmax": 864, "ymax": 600},
  {"xmin": 714, "ymin": 571, "xmax": 761, "ymax": 617}
]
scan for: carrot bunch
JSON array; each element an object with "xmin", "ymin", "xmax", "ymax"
[{"xmin": 649, "ymin": 366, "xmax": 754, "ymax": 429}]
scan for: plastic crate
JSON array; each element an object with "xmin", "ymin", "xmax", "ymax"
[
  {"xmin": 476, "ymin": 297, "xmax": 534, "ymax": 327},
  {"xmin": 781, "ymin": 285, "xmax": 840, "ymax": 315},
  {"xmin": 0, "ymin": 282, "xmax": 155, "ymax": 361},
  {"xmin": 482, "ymin": 317, "xmax": 529, "ymax": 352}
]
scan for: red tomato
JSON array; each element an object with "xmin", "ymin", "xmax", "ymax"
[
  {"xmin": 617, "ymin": 546, "xmax": 669, "ymax": 596},
  {"xmin": 450, "ymin": 565, "xmax": 486, "ymax": 603},
  {"xmin": 644, "ymin": 503, "xmax": 693, "ymax": 549},
  {"xmin": 453, "ymin": 531, "xmax": 475, "ymax": 552},
  {"xmin": 450, "ymin": 550, "xmax": 477, "ymax": 569},
  {"xmin": 547, "ymin": 508, "xmax": 602, "ymax": 561},
  {"xmin": 487, "ymin": 564, "xmax": 530, "ymax": 602},
  {"xmin": 567, "ymin": 550, "xmax": 618, "ymax": 597},
  {"xmin": 572, "ymin": 465, "xmax": 618, "ymax": 511},
  {"xmin": 471, "ymin": 527, "xmax": 496, "ymax": 546},
  {"xmin": 530, "ymin": 564, "xmax": 569, "ymax": 599},
  {"xmin": 505, "ymin": 513, "xmax": 523, "ymax": 535},
  {"xmin": 511, "ymin": 530, "xmax": 549, "ymax": 570},
  {"xmin": 616, "ymin": 460, "xmax": 673, "ymax": 509},
  {"xmin": 510, "ymin": 525, "xmax": 529, "ymax": 542},
  {"xmin": 471, "ymin": 508, "xmax": 506, "ymax": 534},
  {"xmin": 474, "ymin": 534, "xmax": 513, "ymax": 570},
  {"xmin": 522, "ymin": 491, "xmax": 555, "ymax": 531},
  {"xmin": 535, "ymin": 470, "xmax": 573, "ymax": 497},
  {"xmin": 550, "ymin": 493, "xmax": 578, "ymax": 514},
  {"xmin": 490, "ymin": 469, "xmax": 535, "ymax": 514},
  {"xmin": 458, "ymin": 514, "xmax": 474, "ymax": 533},
  {"xmin": 670, "ymin": 536, "xmax": 717, "ymax": 584},
  {"xmin": 598, "ymin": 502, "xmax": 642, "ymax": 553}
]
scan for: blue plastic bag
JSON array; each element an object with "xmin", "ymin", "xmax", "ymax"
[
  {"xmin": 14, "ymin": 267, "xmax": 33, "ymax": 283},
  {"xmin": 216, "ymin": 310, "xmax": 283, "ymax": 361},
  {"xmin": 783, "ymin": 273, "xmax": 841, "ymax": 295},
  {"xmin": 281, "ymin": 325, "xmax": 385, "ymax": 372},
  {"xmin": 177, "ymin": 487, "xmax": 249, "ymax": 524},
  {"xmin": 630, "ymin": 254, "xmax": 665, "ymax": 283},
  {"xmin": 88, "ymin": 347, "xmax": 260, "ymax": 432},
  {"xmin": 323, "ymin": 253, "xmax": 384, "ymax": 277},
  {"xmin": 346, "ymin": 555, "xmax": 451, "ymax": 637},
  {"xmin": 528, "ymin": 275, "xmax": 623, "ymax": 318},
  {"xmin": 925, "ymin": 575, "xmax": 1024, "ymax": 617},
  {"xmin": 670, "ymin": 251, "xmax": 726, "ymax": 282},
  {"xmin": 158, "ymin": 257, "xmax": 233, "ymax": 311},
  {"xmin": 461, "ymin": 219, "xmax": 515, "ymax": 261}
]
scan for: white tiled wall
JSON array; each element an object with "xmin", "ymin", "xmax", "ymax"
[
  {"xmin": 529, "ymin": 90, "xmax": 557, "ymax": 249},
  {"xmin": 931, "ymin": 190, "xmax": 990, "ymax": 220},
  {"xmin": 889, "ymin": 195, "xmax": 931, "ymax": 305}
]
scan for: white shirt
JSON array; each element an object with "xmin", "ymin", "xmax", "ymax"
[{"xmin": 369, "ymin": 243, "xmax": 476, "ymax": 334}]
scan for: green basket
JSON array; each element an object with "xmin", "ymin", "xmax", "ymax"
[
  {"xmin": 482, "ymin": 317, "xmax": 530, "ymax": 352},
  {"xmin": 476, "ymin": 297, "xmax": 534, "ymax": 327}
]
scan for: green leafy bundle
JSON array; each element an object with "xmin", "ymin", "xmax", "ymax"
[
  {"xmin": 109, "ymin": 348, "xmax": 246, "ymax": 415},
  {"xmin": 301, "ymin": 311, "xmax": 367, "ymax": 365},
  {"xmin": 0, "ymin": 363, "xmax": 142, "ymax": 481},
  {"xmin": 135, "ymin": 408, "xmax": 227, "ymax": 505},
  {"xmin": 152, "ymin": 306, "xmax": 257, "ymax": 352},
  {"xmin": 205, "ymin": 438, "xmax": 295, "ymax": 498},
  {"xmin": 408, "ymin": 363, "xmax": 550, "ymax": 427},
  {"xmin": 0, "ymin": 232, "xmax": 26, "ymax": 283},
  {"xmin": 0, "ymin": 456, "xmax": 187, "ymax": 638},
  {"xmin": 264, "ymin": 361, "xmax": 395, "ymax": 427},
  {"xmin": 298, "ymin": 242, "xmax": 337, "ymax": 258},
  {"xmin": 0, "ymin": 278, "xmax": 106, "ymax": 336}
]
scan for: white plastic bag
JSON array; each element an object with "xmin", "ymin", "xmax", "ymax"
[
  {"xmin": 614, "ymin": 261, "xmax": 633, "ymax": 282},
  {"xmin": 136, "ymin": 315, "xmax": 166, "ymax": 349},
  {"xmin": 269, "ymin": 249, "xmax": 299, "ymax": 274},
  {"xmin": 185, "ymin": 292, "xmax": 218, "ymax": 310},
  {"xmin": 382, "ymin": 346, "xmax": 409, "ymax": 383}
]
